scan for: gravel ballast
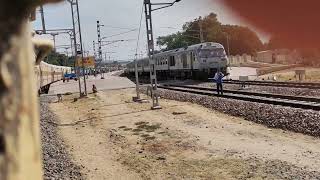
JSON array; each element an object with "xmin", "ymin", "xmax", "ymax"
[
  {"xmin": 159, "ymin": 80, "xmax": 320, "ymax": 97},
  {"xmin": 40, "ymin": 96, "xmax": 84, "ymax": 180},
  {"xmin": 142, "ymin": 87, "xmax": 320, "ymax": 137},
  {"xmin": 201, "ymin": 83, "xmax": 320, "ymax": 98}
]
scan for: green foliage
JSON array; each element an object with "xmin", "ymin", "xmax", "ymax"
[
  {"xmin": 219, "ymin": 25, "xmax": 264, "ymax": 55},
  {"xmin": 157, "ymin": 13, "xmax": 263, "ymax": 55},
  {"xmin": 157, "ymin": 32, "xmax": 190, "ymax": 50},
  {"xmin": 45, "ymin": 51, "xmax": 74, "ymax": 67}
]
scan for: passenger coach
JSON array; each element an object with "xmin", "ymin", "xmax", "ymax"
[{"xmin": 126, "ymin": 42, "xmax": 228, "ymax": 80}]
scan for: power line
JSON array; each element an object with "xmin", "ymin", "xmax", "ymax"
[
  {"xmin": 132, "ymin": 1, "xmax": 145, "ymax": 101},
  {"xmin": 100, "ymin": 25, "xmax": 136, "ymax": 30},
  {"xmin": 102, "ymin": 29, "xmax": 138, "ymax": 39},
  {"xmin": 134, "ymin": 2, "xmax": 145, "ymax": 59}
]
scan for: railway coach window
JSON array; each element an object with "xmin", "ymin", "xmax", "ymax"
[
  {"xmin": 200, "ymin": 48, "xmax": 226, "ymax": 58},
  {"xmin": 181, "ymin": 53, "xmax": 188, "ymax": 68},
  {"xmin": 190, "ymin": 52, "xmax": 196, "ymax": 62},
  {"xmin": 169, "ymin": 56, "xmax": 175, "ymax": 66}
]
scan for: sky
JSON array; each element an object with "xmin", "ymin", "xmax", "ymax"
[{"xmin": 33, "ymin": 0, "xmax": 269, "ymax": 62}]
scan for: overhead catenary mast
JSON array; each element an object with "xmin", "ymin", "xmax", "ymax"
[
  {"xmin": 96, "ymin": 20, "xmax": 105, "ymax": 79},
  {"xmin": 143, "ymin": 0, "xmax": 181, "ymax": 109}
]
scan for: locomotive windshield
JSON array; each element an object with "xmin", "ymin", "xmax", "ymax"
[{"xmin": 199, "ymin": 48, "xmax": 226, "ymax": 58}]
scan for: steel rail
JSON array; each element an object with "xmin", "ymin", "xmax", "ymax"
[
  {"xmin": 224, "ymin": 80, "xmax": 320, "ymax": 89},
  {"xmin": 163, "ymin": 84, "xmax": 320, "ymax": 103},
  {"xmin": 158, "ymin": 85, "xmax": 320, "ymax": 110}
]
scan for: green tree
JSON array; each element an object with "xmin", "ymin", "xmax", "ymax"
[
  {"xmin": 157, "ymin": 32, "xmax": 190, "ymax": 50},
  {"xmin": 45, "ymin": 51, "xmax": 74, "ymax": 67},
  {"xmin": 157, "ymin": 13, "xmax": 263, "ymax": 55},
  {"xmin": 219, "ymin": 25, "xmax": 264, "ymax": 55}
]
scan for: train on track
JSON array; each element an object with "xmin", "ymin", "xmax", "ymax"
[
  {"xmin": 35, "ymin": 61, "xmax": 72, "ymax": 94},
  {"xmin": 125, "ymin": 42, "xmax": 229, "ymax": 80}
]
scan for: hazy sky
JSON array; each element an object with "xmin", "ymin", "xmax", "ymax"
[{"xmin": 33, "ymin": 0, "xmax": 268, "ymax": 62}]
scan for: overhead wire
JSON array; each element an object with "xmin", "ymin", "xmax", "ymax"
[
  {"xmin": 134, "ymin": 1, "xmax": 145, "ymax": 60},
  {"xmin": 102, "ymin": 29, "xmax": 138, "ymax": 39},
  {"xmin": 101, "ymin": 25, "xmax": 136, "ymax": 30}
]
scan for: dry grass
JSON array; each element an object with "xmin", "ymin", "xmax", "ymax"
[{"xmin": 259, "ymin": 67, "xmax": 320, "ymax": 82}]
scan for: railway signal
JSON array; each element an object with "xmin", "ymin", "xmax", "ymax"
[{"xmin": 143, "ymin": 0, "xmax": 182, "ymax": 110}]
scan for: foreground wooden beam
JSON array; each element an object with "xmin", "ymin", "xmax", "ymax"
[{"xmin": 0, "ymin": 0, "xmax": 63, "ymax": 179}]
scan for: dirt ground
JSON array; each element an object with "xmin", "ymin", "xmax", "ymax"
[
  {"xmin": 259, "ymin": 67, "xmax": 320, "ymax": 82},
  {"xmin": 49, "ymin": 88, "xmax": 320, "ymax": 179}
]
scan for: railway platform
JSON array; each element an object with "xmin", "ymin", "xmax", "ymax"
[{"xmin": 48, "ymin": 71, "xmax": 135, "ymax": 95}]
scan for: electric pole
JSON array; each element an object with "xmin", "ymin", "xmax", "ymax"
[
  {"xmin": 40, "ymin": 5, "xmax": 46, "ymax": 34},
  {"xmin": 93, "ymin": 40, "xmax": 96, "ymax": 58},
  {"xmin": 50, "ymin": 33, "xmax": 58, "ymax": 51},
  {"xmin": 199, "ymin": 17, "xmax": 204, "ymax": 43},
  {"xmin": 143, "ymin": 0, "xmax": 181, "ymax": 109},
  {"xmin": 97, "ymin": 20, "xmax": 105, "ymax": 79},
  {"xmin": 97, "ymin": 21, "xmax": 103, "ymax": 63},
  {"xmin": 144, "ymin": 0, "xmax": 161, "ymax": 109},
  {"xmin": 70, "ymin": 0, "xmax": 87, "ymax": 97}
]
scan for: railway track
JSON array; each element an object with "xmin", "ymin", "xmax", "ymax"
[
  {"xmin": 224, "ymin": 80, "xmax": 320, "ymax": 89},
  {"xmin": 158, "ymin": 84, "xmax": 320, "ymax": 110}
]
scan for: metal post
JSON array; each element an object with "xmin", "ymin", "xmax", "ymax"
[
  {"xmin": 70, "ymin": 2, "xmax": 82, "ymax": 96},
  {"xmin": 97, "ymin": 20, "xmax": 104, "ymax": 79},
  {"xmin": 75, "ymin": 0, "xmax": 87, "ymax": 95},
  {"xmin": 93, "ymin": 40, "xmax": 96, "ymax": 58},
  {"xmin": 227, "ymin": 35, "xmax": 230, "ymax": 56},
  {"xmin": 64, "ymin": 47, "xmax": 69, "ymax": 66},
  {"xmin": 134, "ymin": 57, "xmax": 141, "ymax": 100},
  {"xmin": 69, "ymin": 0, "xmax": 87, "ymax": 96},
  {"xmin": 199, "ymin": 17, "xmax": 204, "ymax": 43},
  {"xmin": 97, "ymin": 21, "xmax": 103, "ymax": 62},
  {"xmin": 40, "ymin": 5, "xmax": 46, "ymax": 34},
  {"xmin": 144, "ymin": 0, "xmax": 161, "ymax": 109},
  {"xmin": 51, "ymin": 33, "xmax": 58, "ymax": 51}
]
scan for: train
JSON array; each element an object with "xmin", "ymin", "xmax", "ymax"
[
  {"xmin": 35, "ymin": 61, "xmax": 72, "ymax": 94},
  {"xmin": 125, "ymin": 42, "xmax": 229, "ymax": 80}
]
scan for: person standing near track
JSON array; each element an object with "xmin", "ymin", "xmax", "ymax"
[{"xmin": 214, "ymin": 70, "xmax": 225, "ymax": 95}]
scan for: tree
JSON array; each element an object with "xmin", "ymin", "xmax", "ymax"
[
  {"xmin": 219, "ymin": 25, "xmax": 263, "ymax": 55},
  {"xmin": 157, "ymin": 32, "xmax": 190, "ymax": 50},
  {"xmin": 45, "ymin": 51, "xmax": 73, "ymax": 67},
  {"xmin": 157, "ymin": 13, "xmax": 263, "ymax": 55}
]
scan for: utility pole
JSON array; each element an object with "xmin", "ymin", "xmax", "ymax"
[
  {"xmin": 70, "ymin": 1, "xmax": 82, "ymax": 96},
  {"xmin": 64, "ymin": 47, "xmax": 70, "ymax": 66},
  {"xmin": 50, "ymin": 33, "xmax": 58, "ymax": 51},
  {"xmin": 93, "ymin": 40, "xmax": 96, "ymax": 58},
  {"xmin": 40, "ymin": 5, "xmax": 46, "ymax": 34},
  {"xmin": 97, "ymin": 21, "xmax": 103, "ymax": 63},
  {"xmin": 227, "ymin": 34, "xmax": 230, "ymax": 57},
  {"xmin": 143, "ymin": 0, "xmax": 181, "ymax": 109},
  {"xmin": 134, "ymin": 54, "xmax": 141, "ymax": 101},
  {"xmin": 69, "ymin": 0, "xmax": 87, "ymax": 96},
  {"xmin": 144, "ymin": 0, "xmax": 161, "ymax": 109},
  {"xmin": 97, "ymin": 20, "xmax": 105, "ymax": 79},
  {"xmin": 199, "ymin": 17, "xmax": 204, "ymax": 43}
]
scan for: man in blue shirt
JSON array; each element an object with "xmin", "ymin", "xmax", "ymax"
[{"xmin": 214, "ymin": 71, "xmax": 225, "ymax": 95}]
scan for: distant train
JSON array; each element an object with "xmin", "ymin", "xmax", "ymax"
[
  {"xmin": 35, "ymin": 62, "xmax": 72, "ymax": 94},
  {"xmin": 125, "ymin": 42, "xmax": 228, "ymax": 80}
]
